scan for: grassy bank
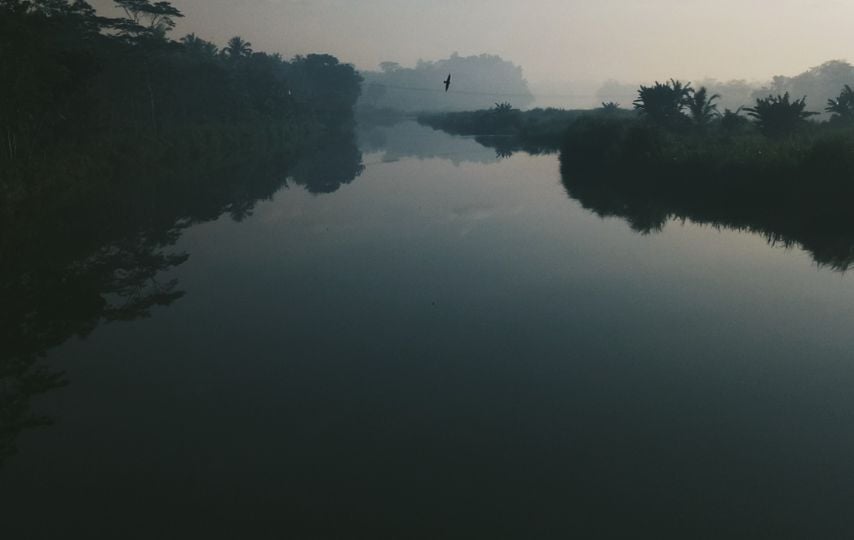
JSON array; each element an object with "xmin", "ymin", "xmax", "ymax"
[{"xmin": 417, "ymin": 106, "xmax": 619, "ymax": 150}]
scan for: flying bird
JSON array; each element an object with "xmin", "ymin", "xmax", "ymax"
[{"xmin": 443, "ymin": 74, "xmax": 451, "ymax": 92}]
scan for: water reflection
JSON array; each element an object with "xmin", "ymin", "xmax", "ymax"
[
  {"xmin": 5, "ymin": 120, "xmax": 854, "ymax": 537},
  {"xmin": 559, "ymin": 155, "xmax": 854, "ymax": 271},
  {"xmin": 288, "ymin": 131, "xmax": 366, "ymax": 194},
  {"xmin": 359, "ymin": 121, "xmax": 501, "ymax": 164},
  {"xmin": 0, "ymin": 131, "xmax": 364, "ymax": 465},
  {"xmin": 430, "ymin": 120, "xmax": 854, "ymax": 271}
]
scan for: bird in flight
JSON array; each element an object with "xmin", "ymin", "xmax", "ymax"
[{"xmin": 443, "ymin": 74, "xmax": 451, "ymax": 92}]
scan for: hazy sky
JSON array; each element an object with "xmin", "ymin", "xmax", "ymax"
[{"xmin": 94, "ymin": 0, "xmax": 854, "ymax": 84}]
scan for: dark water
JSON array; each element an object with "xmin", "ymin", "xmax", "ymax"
[{"xmin": 3, "ymin": 122, "xmax": 854, "ymax": 538}]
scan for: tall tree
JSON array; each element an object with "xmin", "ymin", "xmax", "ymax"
[
  {"xmin": 686, "ymin": 87, "xmax": 720, "ymax": 126},
  {"xmin": 112, "ymin": 0, "xmax": 182, "ymax": 40},
  {"xmin": 825, "ymin": 85, "xmax": 854, "ymax": 123},
  {"xmin": 180, "ymin": 32, "xmax": 217, "ymax": 57},
  {"xmin": 223, "ymin": 36, "xmax": 252, "ymax": 59}
]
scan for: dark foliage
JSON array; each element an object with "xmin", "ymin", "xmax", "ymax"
[
  {"xmin": 0, "ymin": 0, "xmax": 364, "ymax": 466},
  {"xmin": 826, "ymin": 84, "xmax": 854, "ymax": 123},
  {"xmin": 559, "ymin": 116, "xmax": 854, "ymax": 270},
  {"xmin": 752, "ymin": 60, "xmax": 854, "ymax": 119},
  {"xmin": 744, "ymin": 93, "xmax": 818, "ymax": 137},
  {"xmin": 0, "ymin": 0, "xmax": 363, "ymax": 209},
  {"xmin": 633, "ymin": 79, "xmax": 693, "ymax": 128},
  {"xmin": 418, "ymin": 107, "xmax": 636, "ymax": 153},
  {"xmin": 493, "ymin": 101, "xmax": 514, "ymax": 113},
  {"xmin": 720, "ymin": 107, "xmax": 750, "ymax": 133},
  {"xmin": 0, "ymin": 128, "xmax": 364, "ymax": 467},
  {"xmin": 686, "ymin": 87, "xmax": 720, "ymax": 127},
  {"xmin": 421, "ymin": 79, "xmax": 854, "ymax": 271}
]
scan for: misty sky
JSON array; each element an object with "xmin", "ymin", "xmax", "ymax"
[{"xmin": 94, "ymin": 0, "xmax": 854, "ymax": 84}]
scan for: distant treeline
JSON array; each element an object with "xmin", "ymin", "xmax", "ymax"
[
  {"xmin": 595, "ymin": 60, "xmax": 854, "ymax": 117},
  {"xmin": 0, "ymin": 0, "xmax": 363, "ymax": 214},
  {"xmin": 360, "ymin": 53, "xmax": 533, "ymax": 113},
  {"xmin": 419, "ymin": 74, "xmax": 854, "ymax": 147}
]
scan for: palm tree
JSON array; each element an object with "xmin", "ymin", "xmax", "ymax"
[
  {"xmin": 493, "ymin": 101, "xmax": 513, "ymax": 113},
  {"xmin": 720, "ymin": 107, "xmax": 748, "ymax": 133},
  {"xmin": 223, "ymin": 36, "xmax": 252, "ymax": 59},
  {"xmin": 744, "ymin": 93, "xmax": 817, "ymax": 137},
  {"xmin": 180, "ymin": 33, "xmax": 218, "ymax": 57},
  {"xmin": 633, "ymin": 79, "xmax": 693, "ymax": 128},
  {"xmin": 826, "ymin": 84, "xmax": 854, "ymax": 122},
  {"xmin": 686, "ymin": 87, "xmax": 720, "ymax": 126}
]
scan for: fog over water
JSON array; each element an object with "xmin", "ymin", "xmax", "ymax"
[
  {"xmin": 92, "ymin": 0, "xmax": 854, "ymax": 86},
  {"xmin": 10, "ymin": 3, "xmax": 854, "ymax": 536}
]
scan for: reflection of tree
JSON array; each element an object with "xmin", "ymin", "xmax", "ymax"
[
  {"xmin": 359, "ymin": 121, "xmax": 500, "ymax": 165},
  {"xmin": 0, "ymin": 2, "xmax": 368, "ymax": 467},
  {"xmin": 559, "ymin": 157, "xmax": 854, "ymax": 271},
  {"xmin": 0, "ymin": 359, "xmax": 66, "ymax": 466},
  {"xmin": 473, "ymin": 135, "xmax": 553, "ymax": 160},
  {"xmin": 0, "ymin": 131, "xmax": 362, "ymax": 466},
  {"xmin": 0, "ymin": 235, "xmax": 187, "ymax": 466},
  {"xmin": 288, "ymin": 131, "xmax": 365, "ymax": 194}
]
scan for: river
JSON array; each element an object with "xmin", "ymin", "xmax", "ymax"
[{"xmin": 3, "ymin": 121, "xmax": 854, "ymax": 538}]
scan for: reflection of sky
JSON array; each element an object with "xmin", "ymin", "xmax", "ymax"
[
  {"xmin": 358, "ymin": 120, "xmax": 499, "ymax": 165},
  {"xmin": 6, "ymin": 123, "xmax": 854, "ymax": 537}
]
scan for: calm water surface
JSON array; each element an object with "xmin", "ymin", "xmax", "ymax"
[{"xmin": 3, "ymin": 122, "xmax": 854, "ymax": 538}]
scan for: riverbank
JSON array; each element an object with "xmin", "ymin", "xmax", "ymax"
[
  {"xmin": 419, "ymin": 105, "xmax": 854, "ymax": 269},
  {"xmin": 417, "ymin": 107, "xmax": 612, "ymax": 150}
]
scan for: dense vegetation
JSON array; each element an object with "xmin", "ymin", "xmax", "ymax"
[
  {"xmin": 418, "ymin": 102, "xmax": 633, "ymax": 152},
  {"xmin": 0, "ymin": 0, "xmax": 362, "ymax": 215},
  {"xmin": 0, "ymin": 0, "xmax": 365, "ymax": 466}
]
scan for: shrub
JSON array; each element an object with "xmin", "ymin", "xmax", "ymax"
[
  {"xmin": 686, "ymin": 87, "xmax": 720, "ymax": 126},
  {"xmin": 826, "ymin": 85, "xmax": 854, "ymax": 123},
  {"xmin": 493, "ymin": 101, "xmax": 513, "ymax": 113},
  {"xmin": 720, "ymin": 107, "xmax": 750, "ymax": 133},
  {"xmin": 633, "ymin": 79, "xmax": 692, "ymax": 128},
  {"xmin": 744, "ymin": 93, "xmax": 817, "ymax": 137}
]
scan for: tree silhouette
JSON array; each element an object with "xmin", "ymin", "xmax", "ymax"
[
  {"xmin": 493, "ymin": 102, "xmax": 513, "ymax": 112},
  {"xmin": 223, "ymin": 36, "xmax": 253, "ymax": 59},
  {"xmin": 113, "ymin": 0, "xmax": 183, "ymax": 40},
  {"xmin": 753, "ymin": 60, "xmax": 854, "ymax": 118},
  {"xmin": 180, "ymin": 32, "xmax": 218, "ymax": 57},
  {"xmin": 825, "ymin": 85, "xmax": 854, "ymax": 122},
  {"xmin": 633, "ymin": 79, "xmax": 693, "ymax": 128},
  {"xmin": 720, "ymin": 107, "xmax": 749, "ymax": 133},
  {"xmin": 686, "ymin": 86, "xmax": 720, "ymax": 126},
  {"xmin": 745, "ymin": 93, "xmax": 817, "ymax": 137}
]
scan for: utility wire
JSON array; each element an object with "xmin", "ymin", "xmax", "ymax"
[{"xmin": 367, "ymin": 82, "xmax": 631, "ymax": 100}]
